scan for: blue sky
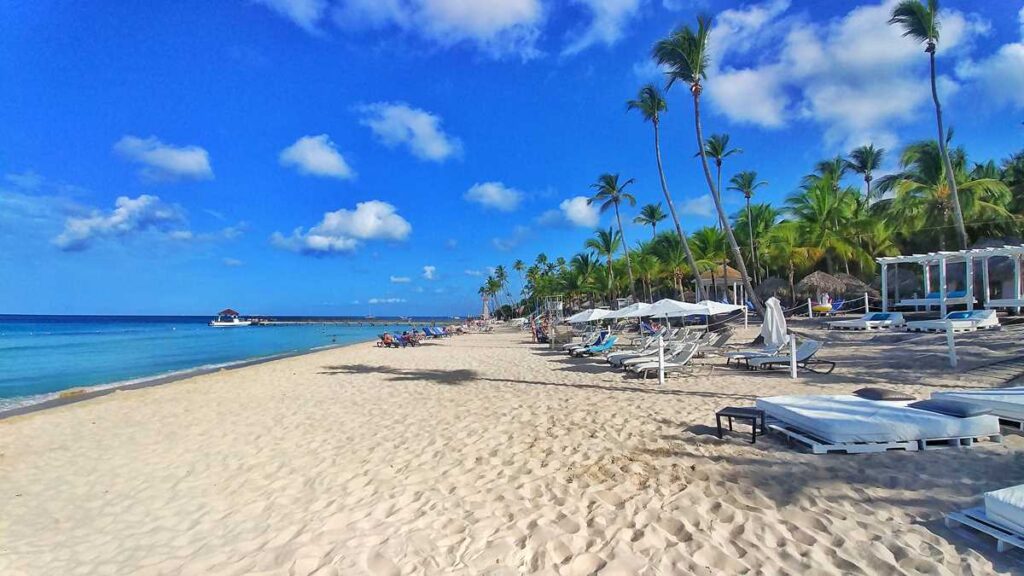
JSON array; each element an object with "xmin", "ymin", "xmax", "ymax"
[{"xmin": 1, "ymin": 0, "xmax": 1022, "ymax": 316}]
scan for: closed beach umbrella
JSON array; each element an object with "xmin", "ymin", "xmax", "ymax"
[{"xmin": 760, "ymin": 297, "xmax": 788, "ymax": 349}]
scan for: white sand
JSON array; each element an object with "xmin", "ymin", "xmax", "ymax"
[{"xmin": 3, "ymin": 326, "xmax": 1024, "ymax": 575}]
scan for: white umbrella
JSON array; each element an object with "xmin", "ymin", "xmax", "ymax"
[
  {"xmin": 696, "ymin": 300, "xmax": 745, "ymax": 315},
  {"xmin": 565, "ymin": 308, "xmax": 610, "ymax": 323},
  {"xmin": 603, "ymin": 302, "xmax": 653, "ymax": 319},
  {"xmin": 760, "ymin": 297, "xmax": 789, "ymax": 349},
  {"xmin": 645, "ymin": 298, "xmax": 708, "ymax": 318}
]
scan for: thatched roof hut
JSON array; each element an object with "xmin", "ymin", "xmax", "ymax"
[
  {"xmin": 795, "ymin": 271, "xmax": 845, "ymax": 298},
  {"xmin": 699, "ymin": 265, "xmax": 746, "ymax": 286}
]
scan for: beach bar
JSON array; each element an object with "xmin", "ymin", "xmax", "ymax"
[{"xmin": 878, "ymin": 245, "xmax": 1024, "ymax": 316}]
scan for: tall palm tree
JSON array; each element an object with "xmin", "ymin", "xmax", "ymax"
[
  {"xmin": 588, "ymin": 174, "xmax": 638, "ymax": 299},
  {"xmin": 585, "ymin": 228, "xmax": 622, "ymax": 302},
  {"xmin": 627, "ymin": 84, "xmax": 706, "ymax": 301},
  {"xmin": 493, "ymin": 265, "xmax": 511, "ymax": 309},
  {"xmin": 633, "ymin": 203, "xmax": 667, "ymax": 239},
  {"xmin": 653, "ymin": 16, "xmax": 763, "ymax": 314},
  {"xmin": 762, "ymin": 222, "xmax": 822, "ymax": 304},
  {"xmin": 512, "ymin": 259, "xmax": 526, "ymax": 301},
  {"xmin": 689, "ymin": 226, "xmax": 728, "ymax": 299},
  {"xmin": 846, "ymin": 144, "xmax": 885, "ymax": 200},
  {"xmin": 727, "ymin": 170, "xmax": 766, "ymax": 282},
  {"xmin": 889, "ymin": 0, "xmax": 968, "ymax": 249}
]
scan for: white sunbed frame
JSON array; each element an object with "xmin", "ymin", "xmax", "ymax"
[
  {"xmin": 947, "ymin": 507, "xmax": 1024, "ymax": 553},
  {"xmin": 986, "ymin": 298, "xmax": 1024, "ymax": 309},
  {"xmin": 904, "ymin": 314, "xmax": 1001, "ymax": 333},
  {"xmin": 765, "ymin": 417, "xmax": 1003, "ymax": 455},
  {"xmin": 896, "ymin": 296, "xmax": 975, "ymax": 310},
  {"xmin": 826, "ymin": 313, "xmax": 906, "ymax": 331}
]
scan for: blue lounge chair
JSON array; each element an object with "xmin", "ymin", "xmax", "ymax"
[
  {"xmin": 572, "ymin": 335, "xmax": 618, "ymax": 357},
  {"xmin": 566, "ymin": 331, "xmax": 606, "ymax": 354},
  {"xmin": 825, "ymin": 298, "xmax": 845, "ymax": 316}
]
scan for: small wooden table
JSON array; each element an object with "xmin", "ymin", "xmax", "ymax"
[{"xmin": 716, "ymin": 407, "xmax": 766, "ymax": 444}]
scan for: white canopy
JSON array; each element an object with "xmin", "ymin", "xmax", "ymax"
[
  {"xmin": 644, "ymin": 298, "xmax": 707, "ymax": 318},
  {"xmin": 695, "ymin": 300, "xmax": 745, "ymax": 315},
  {"xmin": 565, "ymin": 308, "xmax": 611, "ymax": 323},
  {"xmin": 604, "ymin": 302, "xmax": 653, "ymax": 319},
  {"xmin": 760, "ymin": 297, "xmax": 789, "ymax": 349}
]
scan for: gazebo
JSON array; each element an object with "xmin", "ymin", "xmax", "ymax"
[{"xmin": 877, "ymin": 245, "xmax": 1024, "ymax": 316}]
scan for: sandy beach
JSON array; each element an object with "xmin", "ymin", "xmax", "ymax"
[{"xmin": 3, "ymin": 326, "xmax": 1024, "ymax": 575}]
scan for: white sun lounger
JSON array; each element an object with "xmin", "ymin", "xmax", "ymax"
[
  {"xmin": 756, "ymin": 394, "xmax": 1002, "ymax": 454},
  {"xmin": 934, "ymin": 387, "xmax": 1024, "ymax": 430},
  {"xmin": 746, "ymin": 340, "xmax": 835, "ymax": 374},
  {"xmin": 827, "ymin": 312, "xmax": 905, "ymax": 331},
  {"xmin": 947, "ymin": 484, "xmax": 1024, "ymax": 553},
  {"xmin": 628, "ymin": 343, "xmax": 700, "ymax": 379},
  {"xmin": 904, "ymin": 309, "xmax": 1001, "ymax": 333}
]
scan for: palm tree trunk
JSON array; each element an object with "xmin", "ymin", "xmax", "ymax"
[
  {"xmin": 607, "ymin": 256, "xmax": 615, "ymax": 302},
  {"xmin": 930, "ymin": 48, "xmax": 968, "ymax": 249},
  {"xmin": 745, "ymin": 196, "xmax": 757, "ymax": 284},
  {"xmin": 864, "ymin": 176, "xmax": 872, "ymax": 201},
  {"xmin": 614, "ymin": 202, "xmax": 637, "ymax": 300},
  {"xmin": 654, "ymin": 121, "xmax": 705, "ymax": 301},
  {"xmin": 692, "ymin": 88, "xmax": 764, "ymax": 315}
]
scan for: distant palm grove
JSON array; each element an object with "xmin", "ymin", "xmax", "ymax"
[{"xmin": 479, "ymin": 1, "xmax": 1024, "ymax": 319}]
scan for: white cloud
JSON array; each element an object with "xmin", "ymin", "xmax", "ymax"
[
  {"xmin": 390, "ymin": 275, "xmax": 411, "ymax": 283},
  {"xmin": 53, "ymin": 195, "xmax": 185, "ymax": 251},
  {"xmin": 357, "ymin": 102, "xmax": 462, "ymax": 162},
  {"xmin": 957, "ymin": 8, "xmax": 1024, "ymax": 110},
  {"xmin": 332, "ymin": 0, "xmax": 543, "ymax": 59},
  {"xmin": 464, "ymin": 269, "xmax": 483, "ymax": 276},
  {"xmin": 702, "ymin": 0, "xmax": 989, "ymax": 149},
  {"xmin": 560, "ymin": 196, "xmax": 599, "ymax": 227},
  {"xmin": 253, "ymin": 0, "xmax": 328, "ymax": 32},
  {"xmin": 563, "ymin": 0, "xmax": 642, "ymax": 56},
  {"xmin": 423, "ymin": 265, "xmax": 436, "ymax": 280},
  {"xmin": 222, "ymin": 257, "xmax": 244, "ymax": 267},
  {"xmin": 679, "ymin": 194, "xmax": 715, "ymax": 217},
  {"xmin": 369, "ymin": 297, "xmax": 406, "ymax": 304},
  {"xmin": 464, "ymin": 181, "xmax": 522, "ymax": 211},
  {"xmin": 279, "ymin": 134, "xmax": 355, "ymax": 179},
  {"xmin": 271, "ymin": 200, "xmax": 412, "ymax": 254},
  {"xmin": 492, "ymin": 225, "xmax": 530, "ymax": 251},
  {"xmin": 114, "ymin": 135, "xmax": 213, "ymax": 182}
]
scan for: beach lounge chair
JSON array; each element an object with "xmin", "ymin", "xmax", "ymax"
[
  {"xmin": 725, "ymin": 344, "xmax": 783, "ymax": 367},
  {"xmin": 824, "ymin": 298, "xmax": 845, "ymax": 316},
  {"xmin": 904, "ymin": 309, "xmax": 1000, "ymax": 333},
  {"xmin": 933, "ymin": 387, "xmax": 1024, "ymax": 430},
  {"xmin": 571, "ymin": 335, "xmax": 618, "ymax": 357},
  {"xmin": 620, "ymin": 340, "xmax": 690, "ymax": 369},
  {"xmin": 827, "ymin": 312, "xmax": 906, "ymax": 331},
  {"xmin": 757, "ymin": 394, "xmax": 1002, "ymax": 454},
  {"xmin": 566, "ymin": 331, "xmax": 607, "ymax": 354},
  {"xmin": 746, "ymin": 340, "xmax": 835, "ymax": 374},
  {"xmin": 562, "ymin": 328, "xmax": 600, "ymax": 350},
  {"xmin": 627, "ymin": 342, "xmax": 701, "ymax": 379},
  {"xmin": 607, "ymin": 336, "xmax": 663, "ymax": 366},
  {"xmin": 696, "ymin": 330, "xmax": 733, "ymax": 357},
  {"xmin": 947, "ymin": 484, "xmax": 1024, "ymax": 553}
]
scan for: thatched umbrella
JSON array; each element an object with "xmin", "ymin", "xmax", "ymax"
[
  {"xmin": 795, "ymin": 271, "xmax": 845, "ymax": 299},
  {"xmin": 834, "ymin": 273, "xmax": 880, "ymax": 299},
  {"xmin": 755, "ymin": 276, "xmax": 789, "ymax": 300}
]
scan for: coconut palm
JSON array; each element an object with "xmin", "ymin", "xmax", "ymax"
[
  {"xmin": 786, "ymin": 178, "xmax": 862, "ymax": 274},
  {"xmin": 733, "ymin": 202, "xmax": 779, "ymax": 284},
  {"xmin": 689, "ymin": 226, "xmax": 729, "ymax": 299},
  {"xmin": 653, "ymin": 16, "xmax": 763, "ymax": 314},
  {"xmin": 889, "ymin": 0, "xmax": 968, "ymax": 249},
  {"xmin": 727, "ymin": 170, "xmax": 766, "ymax": 281},
  {"xmin": 627, "ymin": 84, "xmax": 706, "ymax": 301},
  {"xmin": 762, "ymin": 222, "xmax": 823, "ymax": 304},
  {"xmin": 633, "ymin": 203, "xmax": 667, "ymax": 239},
  {"xmin": 585, "ymin": 227, "xmax": 622, "ymax": 302},
  {"xmin": 588, "ymin": 174, "xmax": 638, "ymax": 298},
  {"xmin": 512, "ymin": 259, "xmax": 525, "ymax": 299},
  {"xmin": 846, "ymin": 144, "xmax": 885, "ymax": 200}
]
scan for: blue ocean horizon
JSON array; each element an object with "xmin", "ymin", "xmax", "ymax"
[{"xmin": 0, "ymin": 314, "xmax": 447, "ymax": 412}]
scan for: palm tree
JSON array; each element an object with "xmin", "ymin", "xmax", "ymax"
[
  {"xmin": 727, "ymin": 170, "xmax": 766, "ymax": 282},
  {"xmin": 846, "ymin": 144, "xmax": 885, "ymax": 200},
  {"xmin": 493, "ymin": 265, "xmax": 511, "ymax": 310},
  {"xmin": 512, "ymin": 259, "xmax": 526, "ymax": 301},
  {"xmin": 588, "ymin": 174, "xmax": 638, "ymax": 299},
  {"xmin": 627, "ymin": 84, "xmax": 706, "ymax": 301},
  {"xmin": 889, "ymin": 0, "xmax": 968, "ymax": 249},
  {"xmin": 584, "ymin": 227, "xmax": 622, "ymax": 302},
  {"xmin": 786, "ymin": 178, "xmax": 860, "ymax": 274},
  {"xmin": 762, "ymin": 222, "xmax": 822, "ymax": 304},
  {"xmin": 701, "ymin": 134, "xmax": 741, "ymax": 287},
  {"xmin": 653, "ymin": 16, "xmax": 763, "ymax": 314},
  {"xmin": 633, "ymin": 203, "xmax": 667, "ymax": 239},
  {"xmin": 689, "ymin": 226, "xmax": 728, "ymax": 299}
]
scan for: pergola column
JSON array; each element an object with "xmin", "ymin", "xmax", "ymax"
[
  {"xmin": 1015, "ymin": 256, "xmax": 1022, "ymax": 315},
  {"xmin": 939, "ymin": 258, "xmax": 948, "ymax": 318},
  {"xmin": 966, "ymin": 256, "xmax": 974, "ymax": 311},
  {"xmin": 982, "ymin": 256, "xmax": 990, "ymax": 307},
  {"xmin": 880, "ymin": 262, "xmax": 888, "ymax": 312}
]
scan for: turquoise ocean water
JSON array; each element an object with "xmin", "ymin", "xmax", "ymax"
[{"xmin": 0, "ymin": 315, "xmax": 425, "ymax": 412}]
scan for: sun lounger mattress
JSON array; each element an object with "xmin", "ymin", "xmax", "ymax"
[
  {"xmin": 986, "ymin": 484, "xmax": 1024, "ymax": 535},
  {"xmin": 934, "ymin": 388, "xmax": 1024, "ymax": 421},
  {"xmin": 755, "ymin": 395, "xmax": 999, "ymax": 443}
]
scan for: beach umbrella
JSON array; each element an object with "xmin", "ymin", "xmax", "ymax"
[
  {"xmin": 565, "ymin": 308, "xmax": 610, "ymax": 323},
  {"xmin": 760, "ymin": 297, "xmax": 788, "ymax": 349},
  {"xmin": 603, "ymin": 302, "xmax": 652, "ymax": 319},
  {"xmin": 644, "ymin": 298, "xmax": 707, "ymax": 318},
  {"xmin": 695, "ymin": 300, "xmax": 744, "ymax": 315},
  {"xmin": 698, "ymin": 265, "xmax": 746, "ymax": 283},
  {"xmin": 795, "ymin": 271, "xmax": 845, "ymax": 298}
]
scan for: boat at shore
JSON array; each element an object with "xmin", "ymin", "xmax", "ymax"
[{"xmin": 209, "ymin": 308, "xmax": 251, "ymax": 327}]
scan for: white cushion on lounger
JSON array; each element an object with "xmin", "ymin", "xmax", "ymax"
[
  {"xmin": 986, "ymin": 484, "xmax": 1024, "ymax": 535},
  {"xmin": 755, "ymin": 395, "xmax": 1000, "ymax": 443},
  {"xmin": 934, "ymin": 387, "xmax": 1024, "ymax": 421}
]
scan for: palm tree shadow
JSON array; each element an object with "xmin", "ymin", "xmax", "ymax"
[{"xmin": 319, "ymin": 364, "xmax": 479, "ymax": 386}]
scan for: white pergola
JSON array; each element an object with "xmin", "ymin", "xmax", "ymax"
[{"xmin": 878, "ymin": 245, "xmax": 1024, "ymax": 316}]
